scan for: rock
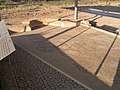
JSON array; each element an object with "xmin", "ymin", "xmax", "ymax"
[{"xmin": 25, "ymin": 26, "xmax": 31, "ymax": 32}]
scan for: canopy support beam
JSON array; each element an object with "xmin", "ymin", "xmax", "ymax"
[{"xmin": 74, "ymin": 0, "xmax": 78, "ymax": 20}]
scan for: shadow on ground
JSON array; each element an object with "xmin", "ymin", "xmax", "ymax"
[
  {"xmin": 29, "ymin": 20, "xmax": 46, "ymax": 30},
  {"xmin": 112, "ymin": 59, "xmax": 120, "ymax": 90},
  {"xmin": 96, "ymin": 25, "xmax": 119, "ymax": 34}
]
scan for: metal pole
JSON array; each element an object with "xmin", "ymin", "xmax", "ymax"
[{"xmin": 74, "ymin": 0, "xmax": 78, "ymax": 20}]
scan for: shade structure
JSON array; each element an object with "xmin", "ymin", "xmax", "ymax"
[
  {"xmin": 0, "ymin": 20, "xmax": 15, "ymax": 60},
  {"xmin": 74, "ymin": 0, "xmax": 78, "ymax": 20}
]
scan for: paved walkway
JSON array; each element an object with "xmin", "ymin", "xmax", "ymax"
[
  {"xmin": 0, "ymin": 45, "xmax": 89, "ymax": 90},
  {"xmin": 11, "ymin": 25, "xmax": 120, "ymax": 90},
  {"xmin": 82, "ymin": 9, "xmax": 120, "ymax": 19}
]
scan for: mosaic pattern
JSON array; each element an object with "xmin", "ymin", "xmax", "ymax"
[{"xmin": 0, "ymin": 46, "xmax": 89, "ymax": 90}]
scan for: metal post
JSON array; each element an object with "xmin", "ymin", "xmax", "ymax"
[{"xmin": 74, "ymin": 0, "xmax": 78, "ymax": 20}]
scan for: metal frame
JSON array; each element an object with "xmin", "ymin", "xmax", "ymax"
[{"xmin": 74, "ymin": 0, "xmax": 78, "ymax": 20}]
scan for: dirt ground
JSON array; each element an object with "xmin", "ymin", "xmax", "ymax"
[
  {"xmin": 0, "ymin": 1, "xmax": 120, "ymax": 32},
  {"xmin": 1, "ymin": 5, "xmax": 73, "ymax": 25}
]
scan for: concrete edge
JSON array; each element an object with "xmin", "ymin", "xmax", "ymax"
[
  {"xmin": 13, "ymin": 42, "xmax": 93, "ymax": 90},
  {"xmin": 81, "ymin": 24, "xmax": 120, "ymax": 39}
]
